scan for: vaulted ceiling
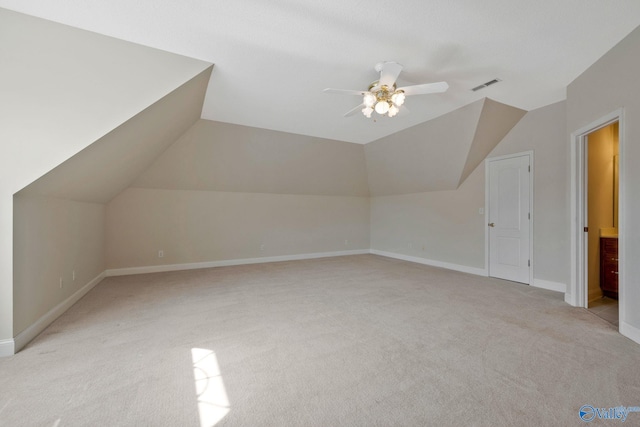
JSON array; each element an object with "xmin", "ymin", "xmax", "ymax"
[{"xmin": 1, "ymin": 1, "xmax": 640, "ymax": 144}]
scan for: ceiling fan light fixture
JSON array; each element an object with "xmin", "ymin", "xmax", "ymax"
[
  {"xmin": 325, "ymin": 61, "xmax": 449, "ymax": 119},
  {"xmin": 362, "ymin": 85, "xmax": 405, "ymax": 117},
  {"xmin": 391, "ymin": 90, "xmax": 405, "ymax": 106},
  {"xmin": 363, "ymin": 92, "xmax": 376, "ymax": 107},
  {"xmin": 375, "ymin": 101, "xmax": 390, "ymax": 115}
]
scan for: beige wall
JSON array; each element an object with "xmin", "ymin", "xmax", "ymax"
[
  {"xmin": 371, "ymin": 101, "xmax": 568, "ymax": 284},
  {"xmin": 106, "ymin": 119, "xmax": 371, "ymax": 270},
  {"xmin": 370, "ymin": 167, "xmax": 485, "ymax": 269},
  {"xmin": 106, "ymin": 189, "xmax": 369, "ymax": 269},
  {"xmin": 567, "ymin": 24, "xmax": 640, "ymax": 331},
  {"xmin": 13, "ymin": 195, "xmax": 104, "ymax": 335},
  {"xmin": 587, "ymin": 124, "xmax": 617, "ymax": 301},
  {"xmin": 489, "ymin": 101, "xmax": 568, "ymax": 285}
]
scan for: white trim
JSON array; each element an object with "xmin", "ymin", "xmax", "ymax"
[
  {"xmin": 620, "ymin": 322, "xmax": 640, "ymax": 346},
  {"xmin": 531, "ymin": 279, "xmax": 566, "ymax": 293},
  {"xmin": 484, "ymin": 151, "xmax": 534, "ymax": 285},
  {"xmin": 569, "ymin": 109, "xmax": 624, "ymax": 313},
  {"xmin": 618, "ymin": 112, "xmax": 627, "ymax": 331},
  {"xmin": 564, "ymin": 293, "xmax": 574, "ymax": 306},
  {"xmin": 105, "ymin": 250, "xmax": 370, "ymax": 277},
  {"xmin": 0, "ymin": 339, "xmax": 15, "ymax": 357},
  {"xmin": 13, "ymin": 272, "xmax": 105, "ymax": 353},
  {"xmin": 370, "ymin": 249, "xmax": 488, "ymax": 276}
]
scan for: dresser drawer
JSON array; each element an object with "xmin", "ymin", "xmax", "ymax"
[{"xmin": 601, "ymin": 237, "xmax": 618, "ymax": 255}]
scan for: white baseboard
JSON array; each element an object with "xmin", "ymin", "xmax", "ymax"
[
  {"xmin": 0, "ymin": 339, "xmax": 15, "ymax": 357},
  {"xmin": 105, "ymin": 249, "xmax": 371, "ymax": 277},
  {"xmin": 13, "ymin": 272, "xmax": 105, "ymax": 354},
  {"xmin": 370, "ymin": 249, "xmax": 488, "ymax": 276},
  {"xmin": 531, "ymin": 279, "xmax": 566, "ymax": 293},
  {"xmin": 620, "ymin": 321, "xmax": 640, "ymax": 346},
  {"xmin": 564, "ymin": 292, "xmax": 578, "ymax": 306}
]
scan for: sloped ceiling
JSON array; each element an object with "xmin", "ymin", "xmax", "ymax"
[
  {"xmin": 132, "ymin": 120, "xmax": 370, "ymax": 197},
  {"xmin": 366, "ymin": 98, "xmax": 525, "ymax": 196},
  {"xmin": 0, "ymin": 8, "xmax": 212, "ymax": 195},
  {"xmin": 18, "ymin": 68, "xmax": 212, "ymax": 203},
  {"xmin": 0, "ymin": 2, "xmax": 639, "ymax": 144},
  {"xmin": 458, "ymin": 99, "xmax": 527, "ymax": 186}
]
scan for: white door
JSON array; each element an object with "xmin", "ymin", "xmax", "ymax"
[{"xmin": 488, "ymin": 155, "xmax": 531, "ymax": 284}]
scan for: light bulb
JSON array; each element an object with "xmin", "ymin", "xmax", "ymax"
[
  {"xmin": 362, "ymin": 106, "xmax": 373, "ymax": 118},
  {"xmin": 363, "ymin": 92, "xmax": 376, "ymax": 107},
  {"xmin": 391, "ymin": 91, "xmax": 405, "ymax": 106},
  {"xmin": 388, "ymin": 105, "xmax": 399, "ymax": 117},
  {"xmin": 375, "ymin": 101, "xmax": 390, "ymax": 115}
]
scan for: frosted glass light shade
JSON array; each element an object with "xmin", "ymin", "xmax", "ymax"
[
  {"xmin": 375, "ymin": 101, "xmax": 390, "ymax": 114},
  {"xmin": 363, "ymin": 92, "xmax": 376, "ymax": 107},
  {"xmin": 391, "ymin": 91, "xmax": 405, "ymax": 106}
]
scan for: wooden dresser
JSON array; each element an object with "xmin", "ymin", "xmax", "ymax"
[{"xmin": 600, "ymin": 237, "xmax": 619, "ymax": 299}]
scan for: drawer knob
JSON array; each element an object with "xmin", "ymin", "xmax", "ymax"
[{"xmin": 612, "ymin": 271, "xmax": 619, "ymax": 275}]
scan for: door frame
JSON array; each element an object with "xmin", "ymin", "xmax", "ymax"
[
  {"xmin": 568, "ymin": 109, "xmax": 624, "ymax": 318},
  {"xmin": 484, "ymin": 151, "xmax": 534, "ymax": 284}
]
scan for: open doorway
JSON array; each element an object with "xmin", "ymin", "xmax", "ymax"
[
  {"xmin": 585, "ymin": 122, "xmax": 619, "ymax": 325},
  {"xmin": 569, "ymin": 109, "xmax": 624, "ymax": 328}
]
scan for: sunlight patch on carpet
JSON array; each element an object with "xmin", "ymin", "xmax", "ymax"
[{"xmin": 191, "ymin": 348, "xmax": 230, "ymax": 426}]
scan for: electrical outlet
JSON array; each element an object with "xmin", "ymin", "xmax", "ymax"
[
  {"xmin": 72, "ymin": 270, "xmax": 76, "ymax": 281},
  {"xmin": 408, "ymin": 242, "xmax": 413, "ymax": 249},
  {"xmin": 59, "ymin": 277, "xmax": 63, "ymax": 289},
  {"xmin": 479, "ymin": 207, "xmax": 484, "ymax": 215},
  {"xmin": 344, "ymin": 239, "xmax": 348, "ymax": 246},
  {"xmin": 158, "ymin": 250, "xmax": 164, "ymax": 258},
  {"xmin": 260, "ymin": 244, "xmax": 265, "ymax": 251}
]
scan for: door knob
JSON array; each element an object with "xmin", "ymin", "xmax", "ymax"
[{"xmin": 488, "ymin": 222, "xmax": 495, "ymax": 227}]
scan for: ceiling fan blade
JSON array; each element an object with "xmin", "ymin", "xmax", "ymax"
[
  {"xmin": 344, "ymin": 103, "xmax": 365, "ymax": 117},
  {"xmin": 378, "ymin": 61, "xmax": 403, "ymax": 88},
  {"xmin": 324, "ymin": 88, "xmax": 366, "ymax": 96},
  {"xmin": 398, "ymin": 81, "xmax": 449, "ymax": 96}
]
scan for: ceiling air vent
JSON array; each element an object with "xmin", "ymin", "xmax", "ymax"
[{"xmin": 471, "ymin": 78, "xmax": 501, "ymax": 92}]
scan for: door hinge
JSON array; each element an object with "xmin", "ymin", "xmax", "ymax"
[
  {"xmin": 528, "ymin": 212, "xmax": 530, "ymax": 220},
  {"xmin": 528, "ymin": 165, "xmax": 530, "ymax": 172},
  {"xmin": 528, "ymin": 260, "xmax": 530, "ymax": 267}
]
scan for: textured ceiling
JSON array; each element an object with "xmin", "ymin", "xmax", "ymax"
[{"xmin": 1, "ymin": 1, "xmax": 640, "ymax": 144}]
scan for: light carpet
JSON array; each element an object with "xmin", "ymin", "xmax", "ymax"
[{"xmin": 1, "ymin": 254, "xmax": 639, "ymax": 426}]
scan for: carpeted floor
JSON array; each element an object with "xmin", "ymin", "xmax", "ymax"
[{"xmin": 1, "ymin": 254, "xmax": 639, "ymax": 426}]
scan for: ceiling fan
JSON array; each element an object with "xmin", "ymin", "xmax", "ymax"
[{"xmin": 324, "ymin": 61, "xmax": 448, "ymax": 118}]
